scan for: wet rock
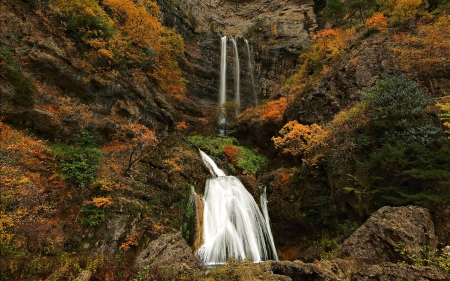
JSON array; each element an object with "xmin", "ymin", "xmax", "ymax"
[
  {"xmin": 134, "ymin": 232, "xmax": 199, "ymax": 271},
  {"xmin": 338, "ymin": 206, "xmax": 438, "ymax": 265}
]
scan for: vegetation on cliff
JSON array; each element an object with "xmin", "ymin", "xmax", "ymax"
[{"xmin": 1, "ymin": 0, "xmax": 450, "ymax": 279}]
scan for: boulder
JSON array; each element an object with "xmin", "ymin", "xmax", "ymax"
[
  {"xmin": 75, "ymin": 270, "xmax": 93, "ymax": 281},
  {"xmin": 338, "ymin": 206, "xmax": 438, "ymax": 265},
  {"xmin": 267, "ymin": 259, "xmax": 351, "ymax": 281},
  {"xmin": 134, "ymin": 232, "xmax": 199, "ymax": 271}
]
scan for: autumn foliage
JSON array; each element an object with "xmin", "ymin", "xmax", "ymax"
[
  {"xmin": 45, "ymin": 0, "xmax": 185, "ymax": 96},
  {"xmin": 393, "ymin": 14, "xmax": 450, "ymax": 80},
  {"xmin": 365, "ymin": 13, "xmax": 388, "ymax": 32}
]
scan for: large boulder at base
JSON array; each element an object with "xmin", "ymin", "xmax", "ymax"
[
  {"xmin": 134, "ymin": 232, "xmax": 199, "ymax": 271},
  {"xmin": 338, "ymin": 206, "xmax": 438, "ymax": 264},
  {"xmin": 351, "ymin": 263, "xmax": 449, "ymax": 281},
  {"xmin": 266, "ymin": 259, "xmax": 353, "ymax": 281}
]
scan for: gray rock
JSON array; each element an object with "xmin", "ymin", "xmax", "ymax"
[
  {"xmin": 134, "ymin": 232, "xmax": 199, "ymax": 271},
  {"xmin": 265, "ymin": 259, "xmax": 352, "ymax": 281},
  {"xmin": 338, "ymin": 206, "xmax": 438, "ymax": 265},
  {"xmin": 75, "ymin": 270, "xmax": 93, "ymax": 281},
  {"xmin": 351, "ymin": 263, "xmax": 449, "ymax": 281}
]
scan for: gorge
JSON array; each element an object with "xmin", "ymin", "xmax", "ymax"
[{"xmin": 1, "ymin": 0, "xmax": 450, "ymax": 280}]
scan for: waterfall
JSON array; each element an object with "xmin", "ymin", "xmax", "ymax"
[
  {"xmin": 231, "ymin": 38, "xmax": 240, "ymax": 114},
  {"xmin": 197, "ymin": 150, "xmax": 278, "ymax": 265},
  {"xmin": 245, "ymin": 39, "xmax": 257, "ymax": 107},
  {"xmin": 219, "ymin": 36, "xmax": 227, "ymax": 106}
]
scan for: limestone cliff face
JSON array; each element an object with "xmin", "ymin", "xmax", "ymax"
[{"xmin": 158, "ymin": 0, "xmax": 316, "ymax": 108}]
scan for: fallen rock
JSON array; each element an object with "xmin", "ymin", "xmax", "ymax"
[
  {"xmin": 134, "ymin": 232, "xmax": 199, "ymax": 271},
  {"xmin": 338, "ymin": 206, "xmax": 438, "ymax": 265}
]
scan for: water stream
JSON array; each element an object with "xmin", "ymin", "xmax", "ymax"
[{"xmin": 197, "ymin": 150, "xmax": 278, "ymax": 265}]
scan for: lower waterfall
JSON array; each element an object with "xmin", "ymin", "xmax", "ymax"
[{"xmin": 197, "ymin": 151, "xmax": 278, "ymax": 265}]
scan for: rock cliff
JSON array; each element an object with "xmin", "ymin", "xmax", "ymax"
[{"xmin": 158, "ymin": 0, "xmax": 317, "ymax": 108}]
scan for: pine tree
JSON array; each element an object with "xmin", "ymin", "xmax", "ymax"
[{"xmin": 325, "ymin": 0, "xmax": 346, "ymax": 25}]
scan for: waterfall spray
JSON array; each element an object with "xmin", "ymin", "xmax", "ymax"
[
  {"xmin": 231, "ymin": 38, "xmax": 240, "ymax": 114},
  {"xmin": 245, "ymin": 39, "xmax": 257, "ymax": 106}
]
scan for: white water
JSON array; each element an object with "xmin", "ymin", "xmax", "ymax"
[
  {"xmin": 231, "ymin": 38, "xmax": 240, "ymax": 114},
  {"xmin": 197, "ymin": 150, "xmax": 278, "ymax": 265},
  {"xmin": 219, "ymin": 36, "xmax": 227, "ymax": 106},
  {"xmin": 245, "ymin": 39, "xmax": 257, "ymax": 106}
]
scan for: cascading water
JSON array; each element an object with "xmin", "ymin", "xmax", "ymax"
[
  {"xmin": 244, "ymin": 39, "xmax": 257, "ymax": 107},
  {"xmin": 197, "ymin": 150, "xmax": 278, "ymax": 265},
  {"xmin": 219, "ymin": 36, "xmax": 227, "ymax": 106},
  {"xmin": 231, "ymin": 38, "xmax": 240, "ymax": 114}
]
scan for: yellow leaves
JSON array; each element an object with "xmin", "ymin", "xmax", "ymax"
[
  {"xmin": 87, "ymin": 197, "xmax": 113, "ymax": 208},
  {"xmin": 272, "ymin": 121, "xmax": 329, "ymax": 162},
  {"xmin": 387, "ymin": 0, "xmax": 428, "ymax": 24}
]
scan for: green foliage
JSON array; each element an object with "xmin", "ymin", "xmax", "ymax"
[
  {"xmin": 187, "ymin": 135, "xmax": 237, "ymax": 158},
  {"xmin": 325, "ymin": 0, "xmax": 346, "ymax": 23},
  {"xmin": 187, "ymin": 135, "xmax": 266, "ymax": 174},
  {"xmin": 23, "ymin": 0, "xmax": 50, "ymax": 10},
  {"xmin": 52, "ymin": 0, "xmax": 116, "ymax": 44},
  {"xmin": 320, "ymin": 75, "xmax": 450, "ymax": 217},
  {"xmin": 52, "ymin": 131, "xmax": 102, "ymax": 189},
  {"xmin": 362, "ymin": 75, "xmax": 435, "ymax": 123},
  {"xmin": 0, "ymin": 46, "xmax": 35, "ymax": 106},
  {"xmin": 79, "ymin": 207, "xmax": 105, "ymax": 226},
  {"xmin": 235, "ymin": 146, "xmax": 266, "ymax": 174}
]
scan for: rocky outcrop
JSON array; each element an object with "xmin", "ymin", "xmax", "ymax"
[
  {"xmin": 267, "ymin": 259, "xmax": 351, "ymax": 281},
  {"xmin": 134, "ymin": 232, "xmax": 199, "ymax": 271},
  {"xmin": 158, "ymin": 0, "xmax": 316, "ymax": 107},
  {"xmin": 338, "ymin": 206, "xmax": 438, "ymax": 265},
  {"xmin": 284, "ymin": 33, "xmax": 401, "ymax": 125},
  {"xmin": 351, "ymin": 263, "xmax": 449, "ymax": 281}
]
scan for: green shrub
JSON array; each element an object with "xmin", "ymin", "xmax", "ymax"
[
  {"xmin": 235, "ymin": 146, "xmax": 266, "ymax": 174},
  {"xmin": 187, "ymin": 135, "xmax": 266, "ymax": 174},
  {"xmin": 0, "ymin": 46, "xmax": 35, "ymax": 106},
  {"xmin": 80, "ymin": 206, "xmax": 105, "ymax": 227},
  {"xmin": 52, "ymin": 131, "xmax": 102, "ymax": 189},
  {"xmin": 51, "ymin": 0, "xmax": 115, "ymax": 44}
]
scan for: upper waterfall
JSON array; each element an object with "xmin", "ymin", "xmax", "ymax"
[
  {"xmin": 219, "ymin": 36, "xmax": 227, "ymax": 106},
  {"xmin": 231, "ymin": 38, "xmax": 240, "ymax": 114}
]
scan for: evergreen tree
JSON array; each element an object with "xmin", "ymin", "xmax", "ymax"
[
  {"xmin": 347, "ymin": 0, "xmax": 377, "ymax": 24},
  {"xmin": 325, "ymin": 0, "xmax": 346, "ymax": 25}
]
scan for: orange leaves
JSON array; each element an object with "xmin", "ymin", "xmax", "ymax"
[
  {"xmin": 260, "ymin": 97, "xmax": 289, "ymax": 123},
  {"xmin": 223, "ymin": 145, "xmax": 239, "ymax": 165},
  {"xmin": 87, "ymin": 197, "xmax": 113, "ymax": 208},
  {"xmin": 239, "ymin": 97, "xmax": 288, "ymax": 124},
  {"xmin": 119, "ymin": 231, "xmax": 140, "ymax": 250},
  {"xmin": 101, "ymin": 123, "xmax": 158, "ymax": 176},
  {"xmin": 365, "ymin": 13, "xmax": 388, "ymax": 32}
]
